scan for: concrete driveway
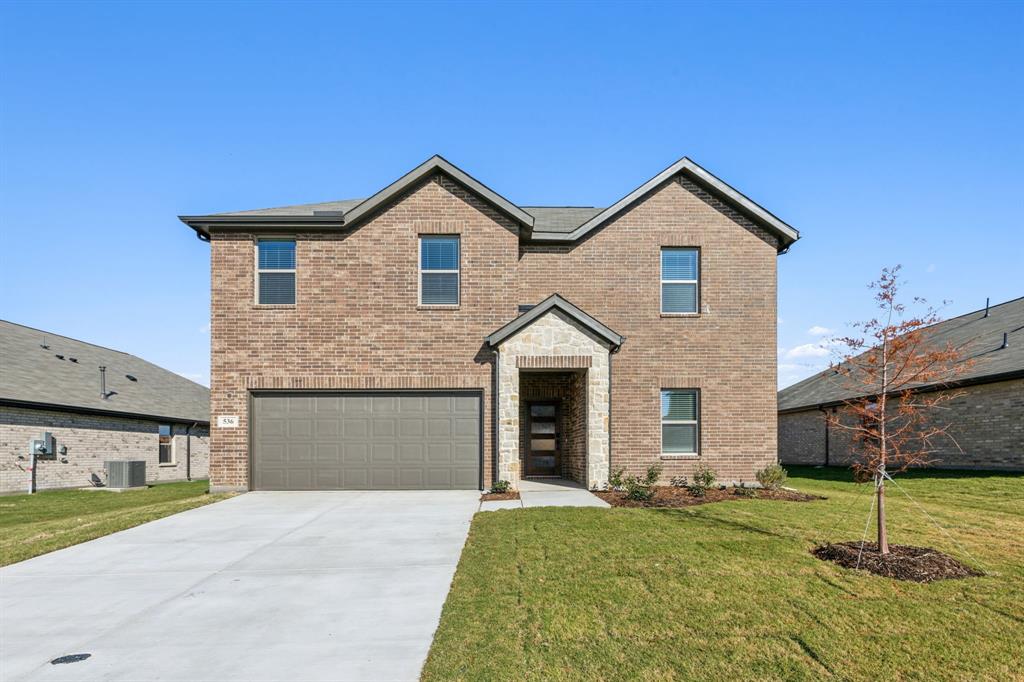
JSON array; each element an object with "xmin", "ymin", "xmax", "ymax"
[{"xmin": 0, "ymin": 491, "xmax": 480, "ymax": 682}]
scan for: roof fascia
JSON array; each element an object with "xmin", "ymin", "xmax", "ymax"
[
  {"xmin": 342, "ymin": 155, "xmax": 535, "ymax": 229},
  {"xmin": 0, "ymin": 397, "xmax": 210, "ymax": 426},
  {"xmin": 535, "ymin": 157, "xmax": 799, "ymax": 251}
]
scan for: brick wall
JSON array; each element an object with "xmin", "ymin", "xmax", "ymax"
[
  {"xmin": 0, "ymin": 405, "xmax": 210, "ymax": 494},
  {"xmin": 209, "ymin": 174, "xmax": 519, "ymax": 490},
  {"xmin": 208, "ymin": 171, "xmax": 781, "ymax": 489},
  {"xmin": 518, "ymin": 176, "xmax": 780, "ymax": 484},
  {"xmin": 778, "ymin": 377, "xmax": 1024, "ymax": 471}
]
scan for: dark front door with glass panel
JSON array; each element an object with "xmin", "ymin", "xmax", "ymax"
[{"xmin": 525, "ymin": 402, "xmax": 560, "ymax": 477}]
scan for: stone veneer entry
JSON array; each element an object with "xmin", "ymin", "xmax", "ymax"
[{"xmin": 494, "ymin": 310, "xmax": 611, "ymax": 490}]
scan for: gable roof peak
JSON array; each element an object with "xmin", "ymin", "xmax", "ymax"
[
  {"xmin": 342, "ymin": 154, "xmax": 535, "ymax": 229},
  {"xmin": 486, "ymin": 294, "xmax": 624, "ymax": 349}
]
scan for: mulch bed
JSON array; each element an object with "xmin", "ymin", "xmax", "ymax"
[
  {"xmin": 812, "ymin": 541, "xmax": 983, "ymax": 582},
  {"xmin": 480, "ymin": 491, "xmax": 520, "ymax": 502},
  {"xmin": 594, "ymin": 486, "xmax": 823, "ymax": 508}
]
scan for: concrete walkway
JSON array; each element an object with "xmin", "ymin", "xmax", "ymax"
[
  {"xmin": 479, "ymin": 478, "xmax": 610, "ymax": 511},
  {"xmin": 0, "ymin": 490, "xmax": 480, "ymax": 682}
]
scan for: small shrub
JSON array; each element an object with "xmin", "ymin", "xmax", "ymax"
[
  {"xmin": 490, "ymin": 480, "xmax": 512, "ymax": 494},
  {"xmin": 756, "ymin": 464, "xmax": 788, "ymax": 491},
  {"xmin": 669, "ymin": 475, "xmax": 688, "ymax": 488},
  {"xmin": 687, "ymin": 464, "xmax": 717, "ymax": 497},
  {"xmin": 733, "ymin": 485, "xmax": 757, "ymax": 498},
  {"xmin": 609, "ymin": 468, "xmax": 626, "ymax": 490},
  {"xmin": 620, "ymin": 464, "xmax": 663, "ymax": 501}
]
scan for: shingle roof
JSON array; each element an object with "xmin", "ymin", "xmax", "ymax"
[
  {"xmin": 0, "ymin": 320, "xmax": 210, "ymax": 423},
  {"xmin": 778, "ymin": 297, "xmax": 1024, "ymax": 413},
  {"xmin": 215, "ymin": 198, "xmax": 365, "ymax": 217},
  {"xmin": 215, "ymin": 201, "xmax": 603, "ymax": 233},
  {"xmin": 181, "ymin": 155, "xmax": 799, "ymax": 250},
  {"xmin": 521, "ymin": 207, "xmax": 604, "ymax": 233}
]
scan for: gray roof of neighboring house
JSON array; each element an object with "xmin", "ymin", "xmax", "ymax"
[
  {"xmin": 778, "ymin": 297, "xmax": 1024, "ymax": 413},
  {"xmin": 181, "ymin": 155, "xmax": 799, "ymax": 250},
  {"xmin": 0, "ymin": 320, "xmax": 210, "ymax": 424}
]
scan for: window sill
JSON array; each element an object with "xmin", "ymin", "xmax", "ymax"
[
  {"xmin": 660, "ymin": 454, "xmax": 700, "ymax": 460},
  {"xmin": 660, "ymin": 313, "xmax": 700, "ymax": 318},
  {"xmin": 158, "ymin": 462, "xmax": 177, "ymax": 468},
  {"xmin": 417, "ymin": 305, "xmax": 460, "ymax": 311},
  {"xmin": 251, "ymin": 304, "xmax": 296, "ymax": 310}
]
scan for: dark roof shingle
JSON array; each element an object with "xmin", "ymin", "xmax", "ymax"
[
  {"xmin": 778, "ymin": 297, "xmax": 1024, "ymax": 412},
  {"xmin": 0, "ymin": 321, "xmax": 210, "ymax": 423}
]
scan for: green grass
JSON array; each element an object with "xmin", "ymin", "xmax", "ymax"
[
  {"xmin": 423, "ymin": 467, "xmax": 1024, "ymax": 681},
  {"xmin": 0, "ymin": 480, "xmax": 231, "ymax": 566}
]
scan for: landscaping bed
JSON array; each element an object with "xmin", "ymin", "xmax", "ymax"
[
  {"xmin": 812, "ymin": 541, "xmax": 983, "ymax": 582},
  {"xmin": 594, "ymin": 485, "xmax": 822, "ymax": 508},
  {"xmin": 480, "ymin": 491, "xmax": 520, "ymax": 502}
]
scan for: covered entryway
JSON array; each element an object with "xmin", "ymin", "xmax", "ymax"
[
  {"xmin": 486, "ymin": 294, "xmax": 623, "ymax": 490},
  {"xmin": 251, "ymin": 392, "xmax": 481, "ymax": 490}
]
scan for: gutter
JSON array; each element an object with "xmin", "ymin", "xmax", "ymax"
[
  {"xmin": 185, "ymin": 421, "xmax": 199, "ymax": 481},
  {"xmin": 0, "ymin": 398, "xmax": 209, "ymax": 428}
]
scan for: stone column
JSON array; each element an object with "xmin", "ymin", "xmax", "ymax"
[
  {"xmin": 586, "ymin": 351, "xmax": 611, "ymax": 489},
  {"xmin": 496, "ymin": 348, "xmax": 521, "ymax": 488}
]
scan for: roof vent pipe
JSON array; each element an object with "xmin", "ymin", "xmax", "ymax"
[
  {"xmin": 99, "ymin": 366, "xmax": 107, "ymax": 398},
  {"xmin": 984, "ymin": 298, "xmax": 990, "ymax": 317},
  {"xmin": 1001, "ymin": 332, "xmax": 1009, "ymax": 350}
]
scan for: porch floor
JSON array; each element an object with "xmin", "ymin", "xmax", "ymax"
[{"xmin": 480, "ymin": 478, "xmax": 609, "ymax": 512}]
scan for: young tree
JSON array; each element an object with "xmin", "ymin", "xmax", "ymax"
[{"xmin": 827, "ymin": 266, "xmax": 974, "ymax": 555}]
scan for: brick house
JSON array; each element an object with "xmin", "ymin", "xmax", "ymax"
[
  {"xmin": 778, "ymin": 297, "xmax": 1023, "ymax": 471},
  {"xmin": 180, "ymin": 155, "xmax": 799, "ymax": 492},
  {"xmin": 0, "ymin": 321, "xmax": 210, "ymax": 494}
]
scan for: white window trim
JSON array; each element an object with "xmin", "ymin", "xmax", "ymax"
[
  {"xmin": 255, "ymin": 238, "xmax": 297, "ymax": 306},
  {"xmin": 660, "ymin": 247, "xmax": 699, "ymax": 315},
  {"xmin": 418, "ymin": 235, "xmax": 460, "ymax": 307},
  {"xmin": 660, "ymin": 389, "xmax": 700, "ymax": 457},
  {"xmin": 158, "ymin": 426, "xmax": 176, "ymax": 466}
]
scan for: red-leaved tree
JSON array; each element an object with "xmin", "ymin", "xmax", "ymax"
[{"xmin": 827, "ymin": 266, "xmax": 974, "ymax": 555}]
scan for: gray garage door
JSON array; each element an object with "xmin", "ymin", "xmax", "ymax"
[{"xmin": 251, "ymin": 393, "xmax": 481, "ymax": 490}]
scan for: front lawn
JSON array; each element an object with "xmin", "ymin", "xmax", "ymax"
[
  {"xmin": 423, "ymin": 467, "xmax": 1024, "ymax": 681},
  {"xmin": 0, "ymin": 480, "xmax": 230, "ymax": 566}
]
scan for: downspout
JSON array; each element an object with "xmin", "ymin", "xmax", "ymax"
[
  {"xmin": 818, "ymin": 406, "xmax": 830, "ymax": 467},
  {"xmin": 607, "ymin": 340, "xmax": 623, "ymax": 489},
  {"xmin": 186, "ymin": 422, "xmax": 198, "ymax": 481},
  {"xmin": 492, "ymin": 348, "xmax": 500, "ymax": 490}
]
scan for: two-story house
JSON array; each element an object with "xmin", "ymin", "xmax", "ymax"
[{"xmin": 181, "ymin": 156, "xmax": 799, "ymax": 492}]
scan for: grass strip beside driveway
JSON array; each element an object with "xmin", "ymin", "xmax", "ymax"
[
  {"xmin": 0, "ymin": 480, "xmax": 230, "ymax": 566},
  {"xmin": 422, "ymin": 468, "xmax": 1024, "ymax": 681}
]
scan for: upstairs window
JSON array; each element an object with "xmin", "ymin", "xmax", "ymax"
[
  {"xmin": 661, "ymin": 389, "xmax": 699, "ymax": 455},
  {"xmin": 420, "ymin": 236, "xmax": 460, "ymax": 306},
  {"xmin": 257, "ymin": 239, "xmax": 296, "ymax": 305},
  {"xmin": 661, "ymin": 248, "xmax": 699, "ymax": 314},
  {"xmin": 158, "ymin": 424, "xmax": 174, "ymax": 464}
]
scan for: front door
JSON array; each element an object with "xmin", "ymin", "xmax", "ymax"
[{"xmin": 525, "ymin": 402, "xmax": 561, "ymax": 477}]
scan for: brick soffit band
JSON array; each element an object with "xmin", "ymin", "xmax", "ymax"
[{"xmin": 516, "ymin": 356, "xmax": 593, "ymax": 369}]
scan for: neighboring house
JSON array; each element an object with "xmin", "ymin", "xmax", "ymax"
[
  {"xmin": 0, "ymin": 321, "xmax": 210, "ymax": 493},
  {"xmin": 180, "ymin": 155, "xmax": 799, "ymax": 492},
  {"xmin": 778, "ymin": 297, "xmax": 1023, "ymax": 471}
]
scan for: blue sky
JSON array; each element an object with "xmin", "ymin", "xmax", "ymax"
[{"xmin": 2, "ymin": 1, "xmax": 1021, "ymax": 388}]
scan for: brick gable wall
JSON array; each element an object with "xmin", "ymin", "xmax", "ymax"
[
  {"xmin": 209, "ymin": 174, "xmax": 518, "ymax": 489},
  {"xmin": 517, "ymin": 177, "xmax": 779, "ymax": 483}
]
